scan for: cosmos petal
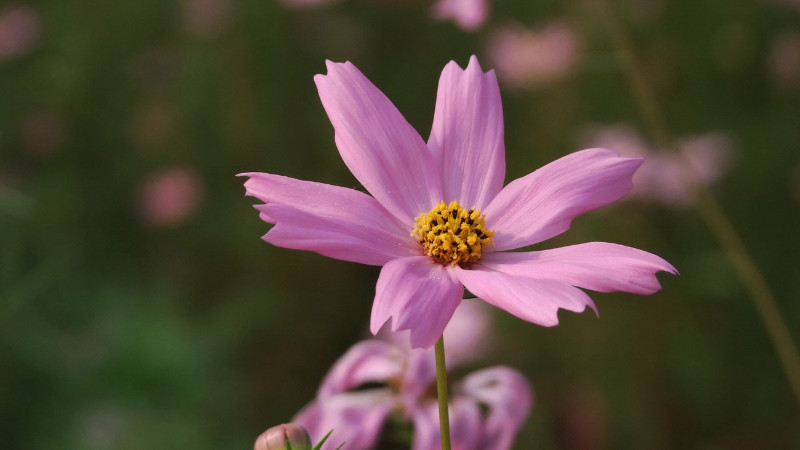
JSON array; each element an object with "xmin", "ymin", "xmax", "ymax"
[
  {"xmin": 241, "ymin": 173, "xmax": 403, "ymax": 228},
  {"xmin": 429, "ymin": 55, "xmax": 505, "ymax": 211},
  {"xmin": 382, "ymin": 301, "xmax": 491, "ymax": 411},
  {"xmin": 315, "ymin": 61, "xmax": 442, "ymax": 223},
  {"xmin": 411, "ymin": 399, "xmax": 484, "ymax": 450},
  {"xmin": 484, "ymin": 148, "xmax": 642, "ymax": 250},
  {"xmin": 440, "ymin": 299, "xmax": 491, "ymax": 365},
  {"xmin": 452, "ymin": 265, "xmax": 596, "ymax": 327},
  {"xmin": 261, "ymin": 203, "xmax": 419, "ymax": 266},
  {"xmin": 317, "ymin": 340, "xmax": 405, "ymax": 399},
  {"xmin": 395, "ymin": 347, "xmax": 436, "ymax": 414},
  {"xmin": 460, "ymin": 367, "xmax": 533, "ymax": 450},
  {"xmin": 371, "ymin": 256, "xmax": 463, "ymax": 349},
  {"xmin": 293, "ymin": 390, "xmax": 395, "ymax": 450},
  {"xmin": 448, "ymin": 398, "xmax": 485, "ymax": 450},
  {"xmin": 482, "ymin": 242, "xmax": 677, "ymax": 294},
  {"xmin": 380, "ymin": 300, "xmax": 491, "ymax": 367},
  {"xmin": 242, "ymin": 173, "xmax": 418, "ymax": 265}
]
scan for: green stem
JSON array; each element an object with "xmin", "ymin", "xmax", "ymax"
[
  {"xmin": 590, "ymin": 0, "xmax": 800, "ymax": 409},
  {"xmin": 435, "ymin": 335, "xmax": 452, "ymax": 450}
]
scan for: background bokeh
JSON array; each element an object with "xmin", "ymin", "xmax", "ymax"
[{"xmin": 1, "ymin": 0, "xmax": 799, "ymax": 448}]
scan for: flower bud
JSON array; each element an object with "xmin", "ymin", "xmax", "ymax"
[{"xmin": 254, "ymin": 423, "xmax": 312, "ymax": 450}]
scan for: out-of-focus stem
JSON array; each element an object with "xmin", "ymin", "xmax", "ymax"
[
  {"xmin": 590, "ymin": 0, "xmax": 800, "ymax": 408},
  {"xmin": 435, "ymin": 336, "xmax": 452, "ymax": 450}
]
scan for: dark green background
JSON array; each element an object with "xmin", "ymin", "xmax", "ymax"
[{"xmin": 1, "ymin": 0, "xmax": 799, "ymax": 448}]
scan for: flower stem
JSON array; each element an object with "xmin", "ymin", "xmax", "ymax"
[
  {"xmin": 435, "ymin": 335, "xmax": 452, "ymax": 450},
  {"xmin": 590, "ymin": 0, "xmax": 800, "ymax": 409}
]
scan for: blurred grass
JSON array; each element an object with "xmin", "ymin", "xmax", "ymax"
[{"xmin": 1, "ymin": 0, "xmax": 799, "ymax": 448}]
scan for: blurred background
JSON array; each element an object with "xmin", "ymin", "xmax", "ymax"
[{"xmin": 1, "ymin": 0, "xmax": 799, "ymax": 448}]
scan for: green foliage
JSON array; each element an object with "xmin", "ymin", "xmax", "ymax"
[
  {"xmin": 1, "ymin": 0, "xmax": 799, "ymax": 449},
  {"xmin": 310, "ymin": 430, "xmax": 333, "ymax": 450}
]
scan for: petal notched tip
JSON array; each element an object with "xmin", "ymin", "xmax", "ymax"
[
  {"xmin": 314, "ymin": 60, "xmax": 348, "ymax": 86},
  {"xmin": 648, "ymin": 259, "xmax": 679, "ymax": 293},
  {"xmin": 543, "ymin": 296, "xmax": 599, "ymax": 326},
  {"xmin": 370, "ymin": 257, "xmax": 463, "ymax": 349},
  {"xmin": 454, "ymin": 266, "xmax": 597, "ymax": 330},
  {"xmin": 466, "ymin": 54, "xmax": 482, "ymax": 72},
  {"xmin": 584, "ymin": 147, "xmax": 645, "ymax": 170},
  {"xmin": 238, "ymin": 172, "xmax": 259, "ymax": 196},
  {"xmin": 240, "ymin": 173, "xmax": 269, "ymax": 199},
  {"xmin": 369, "ymin": 315, "xmax": 390, "ymax": 337},
  {"xmin": 450, "ymin": 54, "xmax": 492, "ymax": 76},
  {"xmin": 325, "ymin": 59, "xmax": 352, "ymax": 75},
  {"xmin": 587, "ymin": 299, "xmax": 600, "ymax": 318},
  {"xmin": 444, "ymin": 55, "xmax": 491, "ymax": 76},
  {"xmin": 318, "ymin": 59, "xmax": 357, "ymax": 77},
  {"xmin": 578, "ymin": 146, "xmax": 643, "ymax": 161},
  {"xmin": 663, "ymin": 260, "xmax": 680, "ymax": 276}
]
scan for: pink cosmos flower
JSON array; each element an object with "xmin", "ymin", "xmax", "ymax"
[
  {"xmin": 582, "ymin": 124, "xmax": 735, "ymax": 208},
  {"xmin": 432, "ymin": 0, "xmax": 490, "ymax": 32},
  {"xmin": 294, "ymin": 301, "xmax": 532, "ymax": 450},
  {"xmin": 487, "ymin": 22, "xmax": 580, "ymax": 89},
  {"xmin": 0, "ymin": 4, "xmax": 40, "ymax": 62},
  {"xmin": 768, "ymin": 30, "xmax": 800, "ymax": 92},
  {"xmin": 138, "ymin": 167, "xmax": 204, "ymax": 227},
  {"xmin": 241, "ymin": 56, "xmax": 676, "ymax": 349},
  {"xmin": 182, "ymin": 0, "xmax": 231, "ymax": 40},
  {"xmin": 553, "ymin": 383, "xmax": 608, "ymax": 450}
]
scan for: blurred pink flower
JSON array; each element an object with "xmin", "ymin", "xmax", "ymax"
[
  {"xmin": 432, "ymin": 0, "xmax": 489, "ymax": 31},
  {"xmin": 0, "ymin": 4, "xmax": 40, "ymax": 62},
  {"xmin": 276, "ymin": 0, "xmax": 483, "ymax": 26},
  {"xmin": 379, "ymin": 295, "xmax": 493, "ymax": 364},
  {"xmin": 768, "ymin": 30, "xmax": 800, "ymax": 92},
  {"xmin": 241, "ymin": 56, "xmax": 675, "ymax": 349},
  {"xmin": 182, "ymin": 0, "xmax": 231, "ymax": 39},
  {"xmin": 487, "ymin": 22, "xmax": 580, "ymax": 89},
  {"xmin": 582, "ymin": 124, "xmax": 735, "ymax": 207},
  {"xmin": 553, "ymin": 383, "xmax": 608, "ymax": 450},
  {"xmin": 137, "ymin": 167, "xmax": 203, "ymax": 227},
  {"xmin": 294, "ymin": 301, "xmax": 532, "ymax": 450}
]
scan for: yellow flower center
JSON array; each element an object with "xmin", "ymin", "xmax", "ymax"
[{"xmin": 412, "ymin": 200, "xmax": 494, "ymax": 266}]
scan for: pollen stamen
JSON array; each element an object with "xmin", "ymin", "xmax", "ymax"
[{"xmin": 412, "ymin": 200, "xmax": 494, "ymax": 266}]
